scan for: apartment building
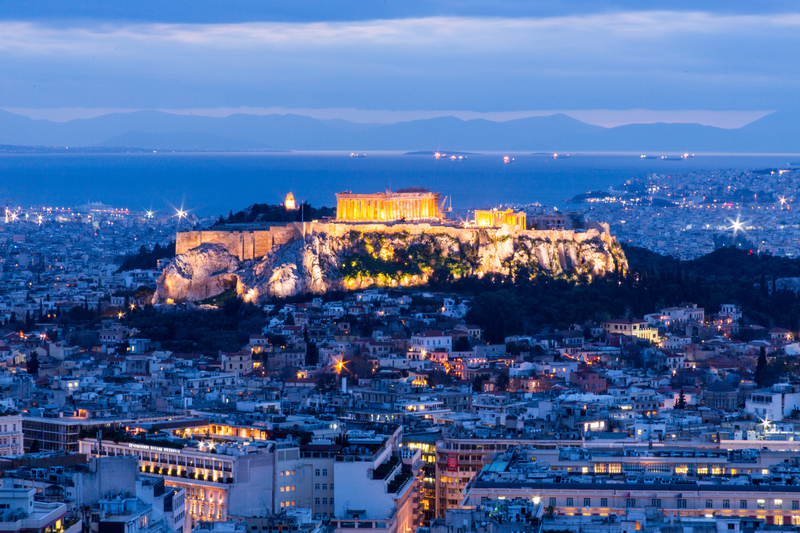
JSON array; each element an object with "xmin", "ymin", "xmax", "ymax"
[
  {"xmin": 462, "ymin": 446, "xmax": 800, "ymax": 526},
  {"xmin": 0, "ymin": 412, "xmax": 23, "ymax": 456},
  {"xmin": 332, "ymin": 428, "xmax": 420, "ymax": 533},
  {"xmin": 22, "ymin": 415, "xmax": 136, "ymax": 453},
  {"xmin": 78, "ymin": 438, "xmax": 302, "ymax": 530}
]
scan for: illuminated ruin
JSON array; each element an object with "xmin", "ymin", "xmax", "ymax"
[
  {"xmin": 336, "ymin": 187, "xmax": 442, "ymax": 222},
  {"xmin": 474, "ymin": 209, "xmax": 527, "ymax": 229}
]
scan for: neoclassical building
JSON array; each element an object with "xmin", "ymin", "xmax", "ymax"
[{"xmin": 336, "ymin": 187, "xmax": 442, "ymax": 222}]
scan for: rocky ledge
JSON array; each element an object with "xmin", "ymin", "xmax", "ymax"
[{"xmin": 152, "ymin": 224, "xmax": 627, "ymax": 303}]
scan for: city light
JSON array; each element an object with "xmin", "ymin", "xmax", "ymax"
[{"xmin": 726, "ymin": 214, "xmax": 748, "ymax": 236}]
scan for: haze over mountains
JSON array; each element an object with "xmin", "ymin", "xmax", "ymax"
[{"xmin": 0, "ymin": 109, "xmax": 798, "ymax": 153}]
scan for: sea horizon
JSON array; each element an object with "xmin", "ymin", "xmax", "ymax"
[{"xmin": 2, "ymin": 152, "xmax": 797, "ymax": 217}]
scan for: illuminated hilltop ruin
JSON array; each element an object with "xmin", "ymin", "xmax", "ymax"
[{"xmin": 156, "ymin": 189, "xmax": 627, "ymax": 303}]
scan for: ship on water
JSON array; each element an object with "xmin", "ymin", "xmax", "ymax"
[
  {"xmin": 641, "ymin": 153, "xmax": 694, "ymax": 160},
  {"xmin": 349, "ymin": 153, "xmax": 367, "ymax": 158}
]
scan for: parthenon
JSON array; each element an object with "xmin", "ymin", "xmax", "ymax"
[{"xmin": 336, "ymin": 187, "xmax": 442, "ymax": 222}]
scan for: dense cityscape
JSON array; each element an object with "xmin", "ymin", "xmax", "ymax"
[
  {"xmin": 574, "ymin": 166, "xmax": 800, "ymax": 259},
  {"xmin": 2, "ymin": 2, "xmax": 799, "ymax": 533},
  {"xmin": 1, "ymin": 179, "xmax": 800, "ymax": 533}
]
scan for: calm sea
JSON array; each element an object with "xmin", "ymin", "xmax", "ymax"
[{"xmin": 1, "ymin": 152, "xmax": 797, "ymax": 216}]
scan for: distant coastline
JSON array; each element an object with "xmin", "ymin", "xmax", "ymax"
[
  {"xmin": 0, "ymin": 144, "xmax": 292, "ymax": 155},
  {"xmin": 2, "ymin": 108, "xmax": 799, "ymax": 153}
]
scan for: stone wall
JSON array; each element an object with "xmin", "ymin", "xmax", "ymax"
[
  {"xmin": 176, "ymin": 222, "xmax": 615, "ymax": 261},
  {"xmin": 175, "ymin": 227, "xmax": 299, "ymax": 260}
]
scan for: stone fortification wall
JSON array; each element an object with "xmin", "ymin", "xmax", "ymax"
[
  {"xmin": 177, "ymin": 222, "xmax": 613, "ymax": 261},
  {"xmin": 313, "ymin": 221, "xmax": 614, "ymax": 246},
  {"xmin": 176, "ymin": 226, "xmax": 298, "ymax": 260}
]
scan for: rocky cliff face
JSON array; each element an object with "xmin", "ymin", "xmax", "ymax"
[
  {"xmin": 153, "ymin": 224, "xmax": 627, "ymax": 303},
  {"xmin": 153, "ymin": 243, "xmax": 240, "ymax": 303}
]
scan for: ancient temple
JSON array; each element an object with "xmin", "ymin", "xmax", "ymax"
[
  {"xmin": 474, "ymin": 209, "xmax": 527, "ymax": 229},
  {"xmin": 336, "ymin": 188, "xmax": 442, "ymax": 222}
]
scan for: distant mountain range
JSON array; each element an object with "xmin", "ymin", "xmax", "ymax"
[{"xmin": 1, "ymin": 109, "xmax": 799, "ymax": 153}]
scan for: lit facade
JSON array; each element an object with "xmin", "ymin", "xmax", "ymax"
[
  {"xmin": 79, "ymin": 439, "xmax": 301, "ymax": 530},
  {"xmin": 285, "ymin": 192, "xmax": 296, "ymax": 211},
  {"xmin": 474, "ymin": 209, "xmax": 526, "ymax": 229},
  {"xmin": 602, "ymin": 319, "xmax": 660, "ymax": 343},
  {"xmin": 336, "ymin": 188, "xmax": 441, "ymax": 222},
  {"xmin": 461, "ymin": 446, "xmax": 800, "ymax": 525}
]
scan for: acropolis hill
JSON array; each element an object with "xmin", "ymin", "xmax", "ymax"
[{"xmin": 153, "ymin": 189, "xmax": 628, "ymax": 303}]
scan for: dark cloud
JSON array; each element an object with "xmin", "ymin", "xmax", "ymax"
[
  {"xmin": 0, "ymin": 7, "xmax": 797, "ymax": 114},
  {"xmin": 3, "ymin": 0, "xmax": 800, "ymax": 24}
]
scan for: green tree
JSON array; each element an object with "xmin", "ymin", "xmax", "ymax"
[
  {"xmin": 675, "ymin": 390, "xmax": 686, "ymax": 409},
  {"xmin": 26, "ymin": 352, "xmax": 40, "ymax": 375},
  {"xmin": 496, "ymin": 369, "xmax": 510, "ymax": 392},
  {"xmin": 453, "ymin": 336, "xmax": 471, "ymax": 352},
  {"xmin": 755, "ymin": 346, "xmax": 767, "ymax": 387}
]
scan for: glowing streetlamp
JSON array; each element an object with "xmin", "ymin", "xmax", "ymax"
[{"xmin": 726, "ymin": 214, "xmax": 748, "ymax": 236}]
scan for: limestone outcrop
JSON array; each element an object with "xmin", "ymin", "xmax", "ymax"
[
  {"xmin": 153, "ymin": 223, "xmax": 627, "ymax": 303},
  {"xmin": 152, "ymin": 243, "xmax": 240, "ymax": 303}
]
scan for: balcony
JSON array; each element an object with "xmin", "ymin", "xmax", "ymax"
[
  {"xmin": 373, "ymin": 455, "xmax": 401, "ymax": 480},
  {"xmin": 387, "ymin": 467, "xmax": 413, "ymax": 494},
  {"xmin": 141, "ymin": 466, "xmax": 233, "ymax": 484}
]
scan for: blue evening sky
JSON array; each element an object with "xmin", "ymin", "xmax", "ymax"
[{"xmin": 1, "ymin": 1, "xmax": 798, "ymax": 125}]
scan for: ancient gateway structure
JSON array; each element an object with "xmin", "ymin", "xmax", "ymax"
[{"xmin": 336, "ymin": 187, "xmax": 442, "ymax": 222}]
